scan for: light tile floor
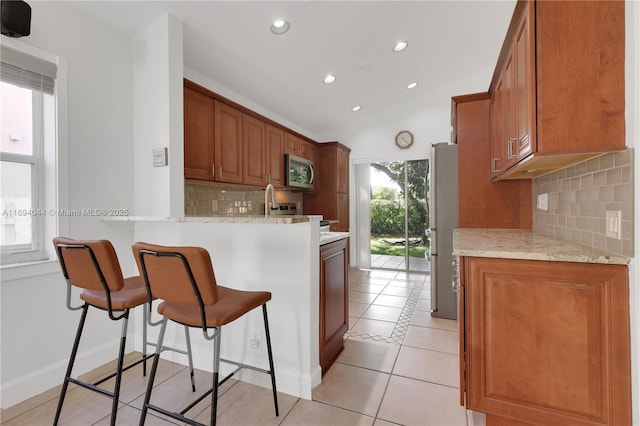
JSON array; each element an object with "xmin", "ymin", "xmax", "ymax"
[{"xmin": 0, "ymin": 268, "xmax": 468, "ymax": 426}]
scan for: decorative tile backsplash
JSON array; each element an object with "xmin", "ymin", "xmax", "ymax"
[
  {"xmin": 185, "ymin": 183, "xmax": 302, "ymax": 216},
  {"xmin": 532, "ymin": 150, "xmax": 634, "ymax": 257}
]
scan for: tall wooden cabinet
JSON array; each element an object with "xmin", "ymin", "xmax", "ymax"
[
  {"xmin": 303, "ymin": 142, "xmax": 351, "ymax": 232},
  {"xmin": 490, "ymin": 0, "xmax": 625, "ymax": 180},
  {"xmin": 460, "ymin": 256, "xmax": 631, "ymax": 425}
]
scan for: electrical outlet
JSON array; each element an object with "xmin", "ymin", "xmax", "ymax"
[
  {"xmin": 537, "ymin": 193, "xmax": 549, "ymax": 211},
  {"xmin": 249, "ymin": 328, "xmax": 261, "ymax": 349},
  {"xmin": 605, "ymin": 210, "xmax": 622, "ymax": 240}
]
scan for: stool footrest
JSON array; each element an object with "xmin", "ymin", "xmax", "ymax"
[
  {"xmin": 220, "ymin": 358, "xmax": 272, "ymax": 376},
  {"xmin": 145, "ymin": 404, "xmax": 205, "ymax": 426},
  {"xmin": 145, "ymin": 359, "xmax": 274, "ymax": 424},
  {"xmin": 68, "ymin": 377, "xmax": 114, "ymax": 399},
  {"xmin": 93, "ymin": 353, "xmax": 154, "ymax": 386}
]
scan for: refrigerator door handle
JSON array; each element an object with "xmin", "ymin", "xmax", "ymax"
[{"xmin": 430, "ymin": 253, "xmax": 438, "ymax": 312}]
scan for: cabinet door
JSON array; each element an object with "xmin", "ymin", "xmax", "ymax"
[
  {"xmin": 319, "ymin": 238, "xmax": 348, "ymax": 373},
  {"xmin": 502, "ymin": 50, "xmax": 517, "ymax": 169},
  {"xmin": 242, "ymin": 114, "xmax": 266, "ymax": 186},
  {"xmin": 265, "ymin": 125, "xmax": 285, "ymax": 187},
  {"xmin": 465, "ymin": 257, "xmax": 630, "ymax": 425},
  {"xmin": 536, "ymin": 1, "xmax": 625, "ymax": 154},
  {"xmin": 336, "ymin": 146, "xmax": 349, "ymax": 194},
  {"xmin": 298, "ymin": 139, "xmax": 315, "ymax": 160},
  {"xmin": 284, "ymin": 132, "xmax": 298, "ymax": 155},
  {"xmin": 214, "ymin": 101, "xmax": 243, "ymax": 184},
  {"xmin": 336, "ymin": 192, "xmax": 349, "ymax": 232},
  {"xmin": 184, "ymin": 87, "xmax": 214, "ymax": 180},
  {"xmin": 490, "ymin": 75, "xmax": 505, "ymax": 178},
  {"xmin": 515, "ymin": 2, "xmax": 535, "ymax": 160}
]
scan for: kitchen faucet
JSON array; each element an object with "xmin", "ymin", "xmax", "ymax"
[{"xmin": 265, "ymin": 183, "xmax": 278, "ymax": 217}]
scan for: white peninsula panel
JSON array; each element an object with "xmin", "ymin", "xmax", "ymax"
[{"xmin": 132, "ymin": 218, "xmax": 321, "ymax": 399}]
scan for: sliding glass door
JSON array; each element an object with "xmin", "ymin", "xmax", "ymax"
[{"xmin": 369, "ymin": 159, "xmax": 429, "ymax": 273}]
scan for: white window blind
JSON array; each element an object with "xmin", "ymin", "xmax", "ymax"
[{"xmin": 1, "ymin": 46, "xmax": 56, "ymax": 94}]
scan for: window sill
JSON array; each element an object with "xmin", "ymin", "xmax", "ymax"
[{"xmin": 1, "ymin": 259, "xmax": 59, "ymax": 281}]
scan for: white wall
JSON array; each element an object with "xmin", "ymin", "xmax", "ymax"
[
  {"xmin": 0, "ymin": 1, "xmax": 136, "ymax": 408},
  {"xmin": 133, "ymin": 13, "xmax": 184, "ymax": 217}
]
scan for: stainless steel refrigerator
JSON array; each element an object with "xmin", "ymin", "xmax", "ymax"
[{"xmin": 429, "ymin": 142, "xmax": 458, "ymax": 320}]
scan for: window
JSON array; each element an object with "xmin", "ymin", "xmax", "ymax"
[{"xmin": 1, "ymin": 45, "xmax": 58, "ymax": 265}]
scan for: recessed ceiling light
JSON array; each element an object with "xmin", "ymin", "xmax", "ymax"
[
  {"xmin": 323, "ymin": 74, "xmax": 336, "ymax": 84},
  {"xmin": 393, "ymin": 41, "xmax": 408, "ymax": 52},
  {"xmin": 407, "ymin": 82, "xmax": 418, "ymax": 89},
  {"xmin": 270, "ymin": 19, "xmax": 290, "ymax": 35},
  {"xmin": 351, "ymin": 105, "xmax": 362, "ymax": 112}
]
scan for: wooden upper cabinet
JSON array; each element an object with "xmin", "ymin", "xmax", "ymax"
[
  {"xmin": 242, "ymin": 113, "xmax": 266, "ymax": 186},
  {"xmin": 514, "ymin": 4, "xmax": 535, "ymax": 160},
  {"xmin": 184, "ymin": 86, "xmax": 215, "ymax": 181},
  {"xmin": 462, "ymin": 257, "xmax": 631, "ymax": 425},
  {"xmin": 536, "ymin": 0, "xmax": 625, "ymax": 153},
  {"xmin": 214, "ymin": 100, "xmax": 243, "ymax": 184},
  {"xmin": 490, "ymin": 70, "xmax": 506, "ymax": 178},
  {"xmin": 285, "ymin": 133, "xmax": 316, "ymax": 161},
  {"xmin": 265, "ymin": 125, "xmax": 285, "ymax": 187},
  {"xmin": 490, "ymin": 0, "xmax": 625, "ymax": 180},
  {"xmin": 490, "ymin": 0, "xmax": 534, "ymax": 178},
  {"xmin": 303, "ymin": 142, "xmax": 351, "ymax": 231},
  {"xmin": 184, "ymin": 79, "xmax": 316, "ymax": 188}
]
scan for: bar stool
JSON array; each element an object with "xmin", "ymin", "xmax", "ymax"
[
  {"xmin": 52, "ymin": 237, "xmax": 196, "ymax": 426},
  {"xmin": 132, "ymin": 241, "xmax": 279, "ymax": 426}
]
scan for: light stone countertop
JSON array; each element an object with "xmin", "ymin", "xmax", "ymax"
[
  {"xmin": 453, "ymin": 228, "xmax": 631, "ymax": 265},
  {"xmin": 319, "ymin": 232, "xmax": 350, "ymax": 246},
  {"xmin": 103, "ymin": 215, "xmax": 321, "ymax": 224}
]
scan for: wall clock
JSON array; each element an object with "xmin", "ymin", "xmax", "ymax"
[{"xmin": 395, "ymin": 130, "xmax": 414, "ymax": 149}]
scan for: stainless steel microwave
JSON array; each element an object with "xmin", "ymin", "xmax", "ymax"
[{"xmin": 285, "ymin": 154, "xmax": 315, "ymax": 189}]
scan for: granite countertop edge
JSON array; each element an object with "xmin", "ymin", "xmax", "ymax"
[
  {"xmin": 102, "ymin": 215, "xmax": 321, "ymax": 224},
  {"xmin": 453, "ymin": 228, "xmax": 631, "ymax": 265}
]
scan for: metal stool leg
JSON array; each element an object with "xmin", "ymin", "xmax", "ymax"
[
  {"xmin": 139, "ymin": 317, "xmax": 168, "ymax": 426},
  {"xmin": 142, "ymin": 304, "xmax": 149, "ymax": 376},
  {"xmin": 109, "ymin": 312, "xmax": 130, "ymax": 426},
  {"xmin": 211, "ymin": 327, "xmax": 221, "ymax": 426},
  {"xmin": 262, "ymin": 304, "xmax": 279, "ymax": 416},
  {"xmin": 184, "ymin": 325, "xmax": 196, "ymax": 392},
  {"xmin": 54, "ymin": 304, "xmax": 89, "ymax": 425}
]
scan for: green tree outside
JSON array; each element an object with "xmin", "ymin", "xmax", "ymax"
[{"xmin": 370, "ymin": 160, "xmax": 429, "ymax": 258}]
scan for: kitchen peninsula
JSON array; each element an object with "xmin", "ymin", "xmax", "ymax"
[{"xmin": 107, "ymin": 214, "xmax": 348, "ymax": 400}]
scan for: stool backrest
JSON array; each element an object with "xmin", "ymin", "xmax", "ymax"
[
  {"xmin": 53, "ymin": 237, "xmax": 125, "ymax": 292},
  {"xmin": 132, "ymin": 242, "xmax": 219, "ymax": 306}
]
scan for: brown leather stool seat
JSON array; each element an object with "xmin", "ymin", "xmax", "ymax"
[
  {"xmin": 52, "ymin": 237, "xmax": 196, "ymax": 426},
  {"xmin": 133, "ymin": 242, "xmax": 279, "ymax": 426}
]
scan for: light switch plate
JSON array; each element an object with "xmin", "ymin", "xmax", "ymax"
[
  {"xmin": 537, "ymin": 193, "xmax": 549, "ymax": 211},
  {"xmin": 153, "ymin": 147, "xmax": 168, "ymax": 167},
  {"xmin": 605, "ymin": 210, "xmax": 622, "ymax": 240}
]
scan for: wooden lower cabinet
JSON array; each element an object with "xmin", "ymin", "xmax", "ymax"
[
  {"xmin": 319, "ymin": 238, "xmax": 349, "ymax": 374},
  {"xmin": 460, "ymin": 257, "xmax": 631, "ymax": 425}
]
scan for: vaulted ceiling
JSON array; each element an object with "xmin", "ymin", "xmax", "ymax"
[{"xmin": 69, "ymin": 1, "xmax": 516, "ymax": 138}]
